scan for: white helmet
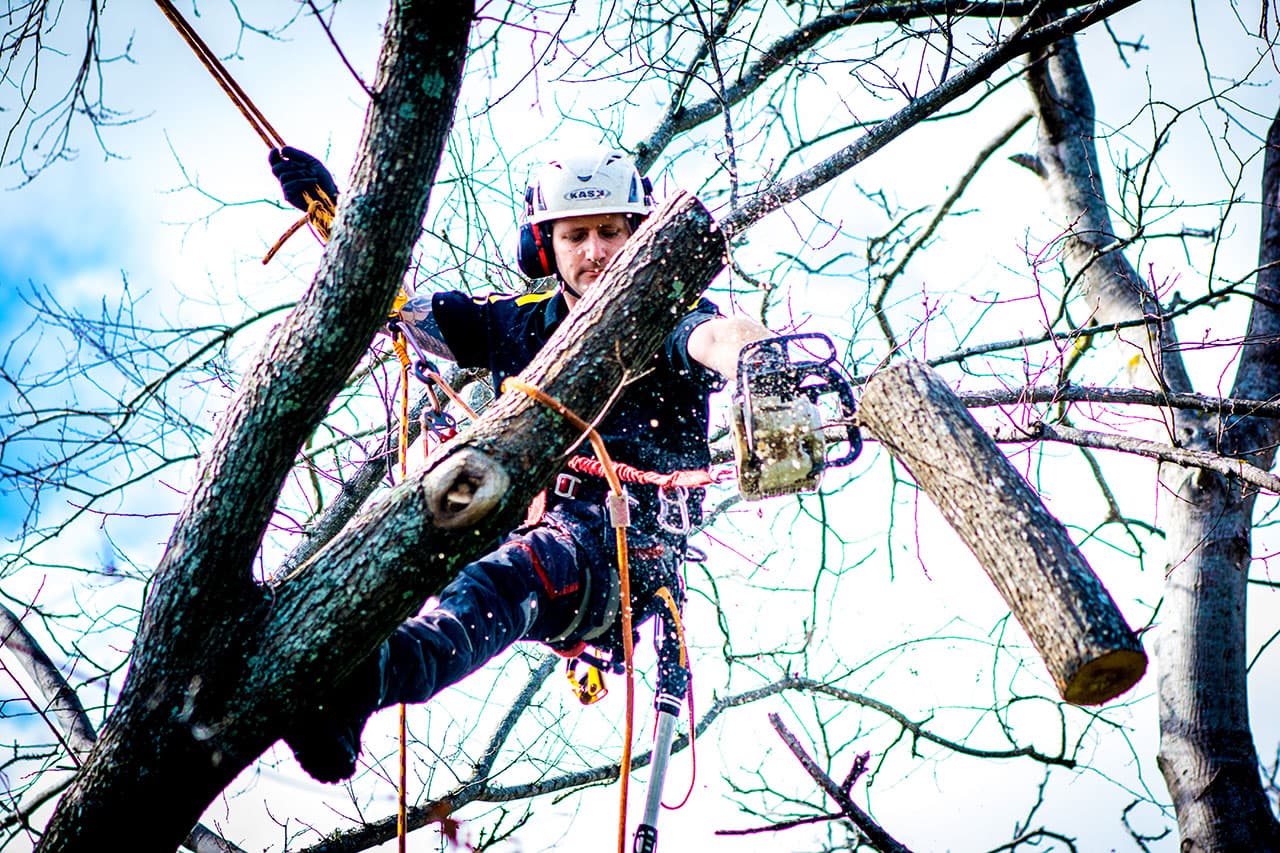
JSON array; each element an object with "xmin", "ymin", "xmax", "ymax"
[{"xmin": 523, "ymin": 148, "xmax": 653, "ymax": 225}]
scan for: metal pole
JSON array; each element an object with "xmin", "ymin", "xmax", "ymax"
[{"xmin": 633, "ymin": 701, "xmax": 681, "ymax": 853}]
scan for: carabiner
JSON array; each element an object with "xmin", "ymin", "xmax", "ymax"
[{"xmin": 655, "ymin": 485, "xmax": 691, "ymax": 536}]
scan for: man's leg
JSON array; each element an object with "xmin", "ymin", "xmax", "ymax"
[{"xmin": 285, "ymin": 520, "xmax": 588, "ymax": 782}]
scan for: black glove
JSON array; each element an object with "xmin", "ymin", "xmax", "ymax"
[{"xmin": 269, "ymin": 146, "xmax": 338, "ymax": 211}]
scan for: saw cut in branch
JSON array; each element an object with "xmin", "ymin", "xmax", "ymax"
[{"xmin": 859, "ymin": 360, "xmax": 1146, "ymax": 705}]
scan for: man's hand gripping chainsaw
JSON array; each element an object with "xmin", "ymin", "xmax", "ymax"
[{"xmin": 730, "ymin": 334, "xmax": 862, "ymax": 500}]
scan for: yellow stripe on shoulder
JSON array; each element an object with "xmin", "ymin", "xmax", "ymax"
[{"xmin": 512, "ymin": 290, "xmax": 557, "ymax": 306}]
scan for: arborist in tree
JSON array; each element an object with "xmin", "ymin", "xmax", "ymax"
[{"xmin": 269, "ymin": 144, "xmax": 775, "ymax": 783}]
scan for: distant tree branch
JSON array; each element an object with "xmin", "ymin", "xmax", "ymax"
[
  {"xmin": 958, "ymin": 383, "xmax": 1280, "ymax": 420},
  {"xmin": 769, "ymin": 713, "xmax": 914, "ymax": 853},
  {"xmin": 874, "ymin": 110, "xmax": 1034, "ymax": 349},
  {"xmin": 993, "ymin": 421, "xmax": 1280, "ymax": 495},
  {"xmin": 636, "ymin": 1, "xmax": 1106, "ymax": 173},
  {"xmin": 721, "ymin": 0, "xmax": 1143, "ymax": 235},
  {"xmin": 294, "ymin": 666, "xmax": 1073, "ymax": 852}
]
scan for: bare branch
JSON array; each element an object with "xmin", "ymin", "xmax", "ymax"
[
  {"xmin": 721, "ymin": 0, "xmax": 1143, "ymax": 235},
  {"xmin": 769, "ymin": 713, "xmax": 914, "ymax": 853},
  {"xmin": 996, "ymin": 421, "xmax": 1280, "ymax": 495}
]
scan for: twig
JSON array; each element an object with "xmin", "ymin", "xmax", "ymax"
[
  {"xmin": 769, "ymin": 713, "xmax": 914, "ymax": 853},
  {"xmin": 957, "ymin": 382, "xmax": 1280, "ymax": 420},
  {"xmin": 874, "ymin": 111, "xmax": 1034, "ymax": 348}
]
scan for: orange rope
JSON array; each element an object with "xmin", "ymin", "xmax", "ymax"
[
  {"xmin": 420, "ymin": 368, "xmax": 481, "ymax": 421},
  {"xmin": 501, "ymin": 378, "xmax": 635, "ymax": 853},
  {"xmin": 154, "ymin": 0, "xmax": 285, "ymax": 148},
  {"xmin": 567, "ymin": 455, "xmax": 715, "ymax": 489},
  {"xmin": 394, "ymin": 336, "xmax": 412, "ymax": 851},
  {"xmin": 394, "ymin": 334, "xmax": 412, "ymax": 851},
  {"xmin": 153, "ymin": 0, "xmax": 336, "ymax": 262}
]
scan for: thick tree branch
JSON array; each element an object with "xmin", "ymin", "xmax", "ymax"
[
  {"xmin": 0, "ymin": 602, "xmax": 247, "ymax": 853},
  {"xmin": 1225, "ymin": 105, "xmax": 1280, "ymax": 463},
  {"xmin": 0, "ymin": 602, "xmax": 96, "ymax": 758},
  {"xmin": 35, "ymin": 3, "xmax": 475, "ymax": 850},
  {"xmin": 1026, "ymin": 19, "xmax": 1194, "ymax": 395}
]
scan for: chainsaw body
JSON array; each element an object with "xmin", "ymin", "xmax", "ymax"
[{"xmin": 731, "ymin": 334, "xmax": 862, "ymax": 500}]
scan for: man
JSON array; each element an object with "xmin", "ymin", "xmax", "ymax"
[{"xmin": 271, "ymin": 145, "xmax": 771, "ymax": 782}]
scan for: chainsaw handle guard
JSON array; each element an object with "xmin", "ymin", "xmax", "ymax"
[
  {"xmin": 735, "ymin": 333, "xmax": 863, "ymax": 473},
  {"xmin": 807, "ymin": 362, "xmax": 862, "ymax": 470}
]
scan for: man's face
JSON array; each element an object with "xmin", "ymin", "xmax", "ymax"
[{"xmin": 550, "ymin": 213, "xmax": 633, "ymax": 304}]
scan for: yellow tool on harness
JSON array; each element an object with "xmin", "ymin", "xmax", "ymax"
[{"xmin": 566, "ymin": 658, "xmax": 609, "ymax": 705}]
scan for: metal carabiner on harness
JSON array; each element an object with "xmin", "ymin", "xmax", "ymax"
[{"xmin": 655, "ymin": 485, "xmax": 691, "ymax": 536}]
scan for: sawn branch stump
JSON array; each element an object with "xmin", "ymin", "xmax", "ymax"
[{"xmin": 858, "ymin": 360, "xmax": 1147, "ymax": 705}]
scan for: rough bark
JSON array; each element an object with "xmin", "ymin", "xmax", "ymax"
[
  {"xmin": 1028, "ymin": 25, "xmax": 1280, "ymax": 850},
  {"xmin": 35, "ymin": 4, "xmax": 475, "ymax": 850},
  {"xmin": 33, "ymin": 182, "xmax": 724, "ymax": 852},
  {"xmin": 1151, "ymin": 110, "xmax": 1280, "ymax": 851},
  {"xmin": 1026, "ymin": 26, "xmax": 1193, "ymax": 396},
  {"xmin": 860, "ymin": 360, "xmax": 1145, "ymax": 704}
]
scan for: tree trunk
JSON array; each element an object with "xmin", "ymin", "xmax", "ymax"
[
  {"xmin": 860, "ymin": 359, "xmax": 1145, "ymax": 704},
  {"xmin": 34, "ymin": 182, "xmax": 725, "ymax": 852},
  {"xmin": 1028, "ymin": 26, "xmax": 1280, "ymax": 849},
  {"xmin": 1152, "ymin": 107, "xmax": 1280, "ymax": 852}
]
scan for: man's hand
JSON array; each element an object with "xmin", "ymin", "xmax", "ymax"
[
  {"xmin": 269, "ymin": 146, "xmax": 338, "ymax": 211},
  {"xmin": 687, "ymin": 315, "xmax": 772, "ymax": 383}
]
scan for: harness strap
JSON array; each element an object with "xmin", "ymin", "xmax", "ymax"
[{"xmin": 502, "ymin": 377, "xmax": 638, "ymax": 853}]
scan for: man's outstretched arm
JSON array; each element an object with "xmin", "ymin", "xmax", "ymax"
[{"xmin": 687, "ymin": 315, "xmax": 771, "ymax": 383}]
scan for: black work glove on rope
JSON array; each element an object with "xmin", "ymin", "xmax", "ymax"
[{"xmin": 269, "ymin": 146, "xmax": 339, "ymax": 211}]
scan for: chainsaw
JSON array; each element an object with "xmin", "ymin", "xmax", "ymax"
[{"xmin": 730, "ymin": 333, "xmax": 862, "ymax": 500}]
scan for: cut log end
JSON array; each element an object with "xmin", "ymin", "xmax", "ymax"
[
  {"xmin": 423, "ymin": 448, "xmax": 510, "ymax": 530},
  {"xmin": 1063, "ymin": 648, "xmax": 1148, "ymax": 705}
]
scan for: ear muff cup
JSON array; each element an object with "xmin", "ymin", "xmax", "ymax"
[{"xmin": 517, "ymin": 221, "xmax": 556, "ymax": 279}]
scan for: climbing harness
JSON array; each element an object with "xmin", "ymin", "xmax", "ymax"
[{"xmin": 503, "ymin": 378, "xmax": 697, "ymax": 853}]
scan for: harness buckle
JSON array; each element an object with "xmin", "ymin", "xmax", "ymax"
[
  {"xmin": 655, "ymin": 485, "xmax": 691, "ymax": 536},
  {"xmin": 553, "ymin": 472, "xmax": 582, "ymax": 500}
]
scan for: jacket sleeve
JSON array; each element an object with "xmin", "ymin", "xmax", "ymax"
[
  {"xmin": 427, "ymin": 291, "xmax": 492, "ymax": 369},
  {"xmin": 664, "ymin": 298, "xmax": 725, "ymax": 392},
  {"xmin": 398, "ymin": 293, "xmax": 456, "ymax": 362}
]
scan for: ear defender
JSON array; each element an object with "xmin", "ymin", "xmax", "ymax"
[
  {"xmin": 517, "ymin": 185, "xmax": 557, "ymax": 279},
  {"xmin": 517, "ymin": 221, "xmax": 556, "ymax": 279}
]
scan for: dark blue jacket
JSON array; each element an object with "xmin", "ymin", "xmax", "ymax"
[{"xmin": 420, "ymin": 288, "xmax": 724, "ymax": 477}]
